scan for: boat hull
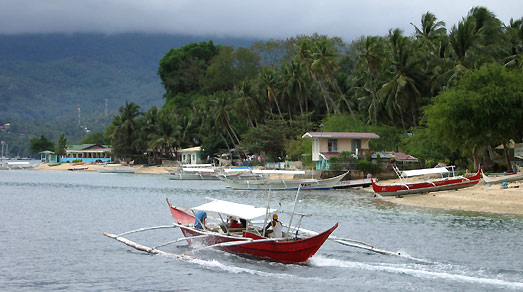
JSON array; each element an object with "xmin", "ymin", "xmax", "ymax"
[
  {"xmin": 333, "ymin": 178, "xmax": 372, "ymax": 189},
  {"xmin": 482, "ymin": 171, "xmax": 523, "ymax": 184},
  {"xmin": 167, "ymin": 201, "xmax": 337, "ymax": 263},
  {"xmin": 218, "ymin": 171, "xmax": 348, "ymax": 191},
  {"xmin": 372, "ymin": 170, "xmax": 481, "ymax": 196}
]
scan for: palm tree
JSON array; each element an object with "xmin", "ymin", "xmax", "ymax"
[
  {"xmin": 379, "ymin": 29, "xmax": 427, "ymax": 129},
  {"xmin": 257, "ymin": 67, "xmax": 283, "ymax": 117},
  {"xmin": 210, "ymin": 91, "xmax": 241, "ymax": 152},
  {"xmin": 310, "ymin": 39, "xmax": 354, "ymax": 119},
  {"xmin": 232, "ymin": 80, "xmax": 258, "ymax": 128},
  {"xmin": 354, "ymin": 36, "xmax": 388, "ymax": 125},
  {"xmin": 294, "ymin": 37, "xmax": 338, "ymax": 115}
]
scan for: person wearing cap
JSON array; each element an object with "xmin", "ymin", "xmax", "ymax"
[{"xmin": 265, "ymin": 213, "xmax": 283, "ymax": 238}]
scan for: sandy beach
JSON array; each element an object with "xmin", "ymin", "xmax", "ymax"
[
  {"xmin": 377, "ymin": 180, "xmax": 523, "ymax": 216},
  {"xmin": 34, "ymin": 162, "xmax": 170, "ymax": 174}
]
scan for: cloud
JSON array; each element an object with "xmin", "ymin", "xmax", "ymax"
[{"xmin": 1, "ymin": 0, "xmax": 521, "ymax": 41}]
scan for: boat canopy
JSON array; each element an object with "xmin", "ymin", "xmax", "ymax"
[
  {"xmin": 251, "ymin": 169, "xmax": 306, "ymax": 175},
  {"xmin": 192, "ymin": 199, "xmax": 274, "ymax": 220},
  {"xmin": 181, "ymin": 167, "xmax": 215, "ymax": 173},
  {"xmin": 182, "ymin": 164, "xmax": 213, "ymax": 168},
  {"xmin": 400, "ymin": 167, "xmax": 449, "ymax": 177}
]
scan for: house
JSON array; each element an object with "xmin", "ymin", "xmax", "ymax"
[
  {"xmin": 39, "ymin": 150, "xmax": 59, "ymax": 163},
  {"xmin": 178, "ymin": 146, "xmax": 203, "ymax": 165},
  {"xmin": 302, "ymin": 132, "xmax": 380, "ymax": 170},
  {"xmin": 60, "ymin": 144, "xmax": 112, "ymax": 163}
]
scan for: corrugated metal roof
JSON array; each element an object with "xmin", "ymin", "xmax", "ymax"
[{"xmin": 302, "ymin": 132, "xmax": 380, "ymax": 139}]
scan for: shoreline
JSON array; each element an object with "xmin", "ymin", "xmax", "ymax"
[
  {"xmin": 32, "ymin": 162, "xmax": 523, "ymax": 216},
  {"xmin": 374, "ymin": 180, "xmax": 523, "ymax": 216},
  {"xmin": 33, "ymin": 162, "xmax": 170, "ymax": 174}
]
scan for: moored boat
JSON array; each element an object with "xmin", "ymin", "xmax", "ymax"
[
  {"xmin": 372, "ymin": 167, "xmax": 481, "ymax": 197},
  {"xmin": 218, "ymin": 170, "xmax": 348, "ymax": 190},
  {"xmin": 482, "ymin": 171, "xmax": 523, "ymax": 184},
  {"xmin": 333, "ymin": 177, "xmax": 372, "ymax": 189}
]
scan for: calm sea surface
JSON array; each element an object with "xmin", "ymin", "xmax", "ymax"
[{"xmin": 1, "ymin": 169, "xmax": 523, "ymax": 291}]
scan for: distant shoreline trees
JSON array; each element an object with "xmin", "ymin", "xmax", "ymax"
[{"xmin": 101, "ymin": 7, "xmax": 522, "ymax": 170}]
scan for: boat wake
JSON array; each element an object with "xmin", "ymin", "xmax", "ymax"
[{"xmin": 310, "ymin": 255, "xmax": 523, "ymax": 289}]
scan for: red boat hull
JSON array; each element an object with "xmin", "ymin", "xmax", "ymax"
[
  {"xmin": 372, "ymin": 170, "xmax": 481, "ymax": 196},
  {"xmin": 167, "ymin": 201, "xmax": 337, "ymax": 263}
]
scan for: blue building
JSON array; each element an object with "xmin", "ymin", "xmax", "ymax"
[{"xmin": 60, "ymin": 144, "xmax": 112, "ymax": 163}]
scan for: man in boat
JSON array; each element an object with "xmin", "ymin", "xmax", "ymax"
[
  {"xmin": 265, "ymin": 214, "xmax": 283, "ymax": 238},
  {"xmin": 220, "ymin": 216, "xmax": 242, "ymax": 232},
  {"xmin": 194, "ymin": 211, "xmax": 207, "ymax": 229}
]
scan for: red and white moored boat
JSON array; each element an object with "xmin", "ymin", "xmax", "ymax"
[{"xmin": 371, "ymin": 167, "xmax": 481, "ymax": 197}]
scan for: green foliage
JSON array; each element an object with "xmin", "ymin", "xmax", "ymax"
[
  {"xmin": 359, "ymin": 160, "xmax": 381, "ymax": 174},
  {"xmin": 80, "ymin": 132, "xmax": 107, "ymax": 145},
  {"xmin": 424, "ymin": 63, "xmax": 523, "ymax": 169},
  {"xmin": 56, "ymin": 133, "xmax": 67, "ymax": 156},
  {"xmin": 29, "ymin": 135, "xmax": 55, "ymax": 154}
]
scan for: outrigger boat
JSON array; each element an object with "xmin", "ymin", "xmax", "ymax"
[
  {"xmin": 371, "ymin": 166, "xmax": 482, "ymax": 197},
  {"xmin": 105, "ymin": 188, "xmax": 402, "ymax": 263},
  {"xmin": 482, "ymin": 170, "xmax": 523, "ymax": 184},
  {"xmin": 218, "ymin": 170, "xmax": 348, "ymax": 191}
]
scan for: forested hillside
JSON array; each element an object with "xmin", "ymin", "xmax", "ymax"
[{"xmin": 0, "ymin": 33, "xmax": 254, "ymax": 156}]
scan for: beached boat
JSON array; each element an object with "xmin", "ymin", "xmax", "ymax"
[
  {"xmin": 68, "ymin": 166, "xmax": 89, "ymax": 171},
  {"xmin": 371, "ymin": 167, "xmax": 481, "ymax": 197},
  {"xmin": 333, "ymin": 177, "xmax": 372, "ymax": 189},
  {"xmin": 168, "ymin": 165, "xmax": 219, "ymax": 180},
  {"xmin": 218, "ymin": 170, "xmax": 348, "ymax": 190},
  {"xmin": 482, "ymin": 171, "xmax": 523, "ymax": 184},
  {"xmin": 98, "ymin": 167, "xmax": 135, "ymax": 173}
]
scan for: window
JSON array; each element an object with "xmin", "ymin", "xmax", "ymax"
[{"xmin": 328, "ymin": 139, "xmax": 338, "ymax": 152}]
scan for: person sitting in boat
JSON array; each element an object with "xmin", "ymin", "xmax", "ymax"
[
  {"xmin": 220, "ymin": 216, "xmax": 242, "ymax": 232},
  {"xmin": 265, "ymin": 214, "xmax": 283, "ymax": 238},
  {"xmin": 194, "ymin": 211, "xmax": 207, "ymax": 229}
]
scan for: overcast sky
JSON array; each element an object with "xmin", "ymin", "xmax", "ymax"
[{"xmin": 1, "ymin": 0, "xmax": 521, "ymax": 41}]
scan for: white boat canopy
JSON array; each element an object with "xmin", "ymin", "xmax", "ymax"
[
  {"xmin": 182, "ymin": 164, "xmax": 213, "ymax": 168},
  {"xmin": 251, "ymin": 169, "xmax": 306, "ymax": 175},
  {"xmin": 400, "ymin": 167, "xmax": 449, "ymax": 177},
  {"xmin": 181, "ymin": 168, "xmax": 215, "ymax": 173},
  {"xmin": 192, "ymin": 199, "xmax": 275, "ymax": 220}
]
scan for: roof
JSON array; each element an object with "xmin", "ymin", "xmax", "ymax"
[
  {"xmin": 67, "ymin": 144, "xmax": 111, "ymax": 151},
  {"xmin": 372, "ymin": 151, "xmax": 418, "ymax": 162},
  {"xmin": 39, "ymin": 150, "xmax": 55, "ymax": 154},
  {"xmin": 178, "ymin": 146, "xmax": 201, "ymax": 153},
  {"xmin": 192, "ymin": 199, "xmax": 275, "ymax": 220},
  {"xmin": 302, "ymin": 132, "xmax": 380, "ymax": 139}
]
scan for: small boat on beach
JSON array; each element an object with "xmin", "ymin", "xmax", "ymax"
[
  {"xmin": 217, "ymin": 170, "xmax": 348, "ymax": 191},
  {"xmin": 168, "ymin": 164, "xmax": 219, "ymax": 180},
  {"xmin": 482, "ymin": 171, "xmax": 523, "ymax": 184},
  {"xmin": 333, "ymin": 177, "xmax": 372, "ymax": 189},
  {"xmin": 371, "ymin": 167, "xmax": 482, "ymax": 197}
]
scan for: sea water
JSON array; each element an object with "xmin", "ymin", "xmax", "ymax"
[{"xmin": 1, "ymin": 169, "xmax": 522, "ymax": 291}]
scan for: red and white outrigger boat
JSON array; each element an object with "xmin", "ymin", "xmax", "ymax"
[
  {"xmin": 371, "ymin": 166, "xmax": 482, "ymax": 197},
  {"xmin": 105, "ymin": 189, "xmax": 403, "ymax": 263},
  {"xmin": 165, "ymin": 198, "xmax": 338, "ymax": 263}
]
